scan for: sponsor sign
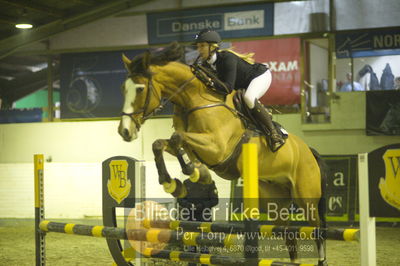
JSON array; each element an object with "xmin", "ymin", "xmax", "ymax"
[
  {"xmin": 60, "ymin": 49, "xmax": 173, "ymax": 119},
  {"xmin": 336, "ymin": 29, "xmax": 400, "ymax": 58},
  {"xmin": 107, "ymin": 160, "xmax": 131, "ymax": 204},
  {"xmin": 369, "ymin": 144, "xmax": 400, "ymax": 218},
  {"xmin": 366, "ymin": 90, "xmax": 400, "ymax": 136},
  {"xmin": 147, "ymin": 3, "xmax": 273, "ymax": 44}
]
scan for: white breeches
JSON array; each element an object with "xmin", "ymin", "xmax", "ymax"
[{"xmin": 244, "ymin": 69, "xmax": 272, "ymax": 109}]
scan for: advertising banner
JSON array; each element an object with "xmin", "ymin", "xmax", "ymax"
[
  {"xmin": 323, "ymin": 156, "xmax": 358, "ymax": 222},
  {"xmin": 336, "ymin": 29, "xmax": 400, "ymax": 58},
  {"xmin": 366, "ymin": 90, "xmax": 400, "ymax": 135},
  {"xmin": 60, "ymin": 50, "xmax": 142, "ymax": 119},
  {"xmin": 147, "ymin": 3, "xmax": 273, "ymax": 45},
  {"xmin": 368, "ymin": 144, "xmax": 400, "ymax": 218},
  {"xmin": 60, "ymin": 50, "xmax": 174, "ymax": 119}
]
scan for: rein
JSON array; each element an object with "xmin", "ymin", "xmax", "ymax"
[
  {"xmin": 122, "ymin": 70, "xmax": 240, "ymax": 130},
  {"xmin": 122, "ymin": 75, "xmax": 196, "ymax": 127}
]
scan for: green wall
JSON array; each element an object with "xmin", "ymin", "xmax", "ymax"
[
  {"xmin": 14, "ymin": 89, "xmax": 60, "ymax": 108},
  {"xmin": 14, "ymin": 89, "xmax": 60, "ymax": 119}
]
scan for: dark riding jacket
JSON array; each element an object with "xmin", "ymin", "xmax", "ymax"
[{"xmin": 205, "ymin": 51, "xmax": 268, "ymax": 94}]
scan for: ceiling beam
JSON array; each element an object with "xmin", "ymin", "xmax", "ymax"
[
  {"xmin": 0, "ymin": 66, "xmax": 29, "ymax": 77},
  {"xmin": 0, "ymin": 0, "xmax": 64, "ymax": 17},
  {"xmin": 1, "ymin": 64, "xmax": 60, "ymax": 103},
  {"xmin": 0, "ymin": 0, "xmax": 150, "ymax": 60},
  {"xmin": 0, "ymin": 62, "xmax": 31, "ymax": 71},
  {"xmin": 0, "ymin": 14, "xmax": 18, "ymax": 25},
  {"xmin": 2, "ymin": 55, "xmax": 49, "ymax": 65},
  {"xmin": 70, "ymin": 0, "xmax": 97, "ymax": 6}
]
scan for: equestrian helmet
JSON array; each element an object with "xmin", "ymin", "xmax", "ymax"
[{"xmin": 194, "ymin": 29, "xmax": 221, "ymax": 44}]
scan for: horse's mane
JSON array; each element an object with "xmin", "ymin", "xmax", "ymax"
[{"xmin": 128, "ymin": 42, "xmax": 184, "ymax": 77}]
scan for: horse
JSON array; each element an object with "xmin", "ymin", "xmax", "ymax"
[
  {"xmin": 380, "ymin": 102, "xmax": 400, "ymax": 135},
  {"xmin": 118, "ymin": 42, "xmax": 327, "ymax": 265}
]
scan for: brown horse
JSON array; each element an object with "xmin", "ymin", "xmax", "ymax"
[{"xmin": 118, "ymin": 42, "xmax": 327, "ymax": 265}]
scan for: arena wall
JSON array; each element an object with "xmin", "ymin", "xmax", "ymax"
[{"xmin": 1, "ymin": 94, "xmax": 398, "ymax": 218}]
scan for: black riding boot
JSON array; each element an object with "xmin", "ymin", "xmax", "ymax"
[{"xmin": 252, "ymin": 99, "xmax": 285, "ymax": 152}]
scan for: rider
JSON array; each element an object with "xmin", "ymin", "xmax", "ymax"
[{"xmin": 193, "ymin": 28, "xmax": 285, "ymax": 151}]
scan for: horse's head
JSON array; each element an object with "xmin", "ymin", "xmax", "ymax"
[{"xmin": 118, "ymin": 42, "xmax": 184, "ymax": 141}]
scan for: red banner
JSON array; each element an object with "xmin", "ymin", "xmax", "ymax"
[{"xmin": 231, "ymin": 38, "xmax": 301, "ymax": 105}]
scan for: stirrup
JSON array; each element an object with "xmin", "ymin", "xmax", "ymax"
[{"xmin": 270, "ymin": 134, "xmax": 285, "ymax": 152}]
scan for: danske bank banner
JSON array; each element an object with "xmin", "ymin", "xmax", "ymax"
[{"xmin": 147, "ymin": 3, "xmax": 273, "ymax": 44}]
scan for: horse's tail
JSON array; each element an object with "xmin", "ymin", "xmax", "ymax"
[{"xmin": 309, "ymin": 147, "xmax": 327, "ymax": 229}]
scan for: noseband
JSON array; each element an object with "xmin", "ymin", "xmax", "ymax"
[{"xmin": 122, "ymin": 78, "xmax": 160, "ymax": 129}]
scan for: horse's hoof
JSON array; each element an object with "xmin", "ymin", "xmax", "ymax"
[
  {"xmin": 189, "ymin": 168, "xmax": 200, "ymax": 182},
  {"xmin": 318, "ymin": 259, "xmax": 328, "ymax": 266},
  {"xmin": 163, "ymin": 179, "xmax": 177, "ymax": 193},
  {"xmin": 171, "ymin": 179, "xmax": 186, "ymax": 198}
]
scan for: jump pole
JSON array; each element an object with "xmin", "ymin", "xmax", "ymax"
[
  {"xmin": 242, "ymin": 143, "xmax": 259, "ymax": 265},
  {"xmin": 358, "ymin": 153, "xmax": 376, "ymax": 266},
  {"xmin": 142, "ymin": 219, "xmax": 359, "ymax": 241},
  {"xmin": 34, "ymin": 154, "xmax": 45, "ymax": 266}
]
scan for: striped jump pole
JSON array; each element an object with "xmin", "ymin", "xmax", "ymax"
[
  {"xmin": 39, "ymin": 221, "xmax": 245, "ymax": 265},
  {"xmin": 143, "ymin": 219, "xmax": 359, "ymax": 241},
  {"xmin": 39, "ymin": 222, "xmax": 318, "ymax": 266},
  {"xmin": 259, "ymin": 225, "xmax": 359, "ymax": 242},
  {"xmin": 142, "ymin": 248, "xmax": 314, "ymax": 266},
  {"xmin": 39, "ymin": 220, "xmax": 239, "ymax": 248},
  {"xmin": 34, "ymin": 154, "xmax": 45, "ymax": 266},
  {"xmin": 142, "ymin": 247, "xmax": 245, "ymax": 265}
]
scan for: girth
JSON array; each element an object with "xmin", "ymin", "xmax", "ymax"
[{"xmin": 195, "ymin": 130, "xmax": 253, "ymax": 180}]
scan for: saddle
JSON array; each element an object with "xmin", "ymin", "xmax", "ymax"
[{"xmin": 233, "ymin": 90, "xmax": 288, "ymax": 148}]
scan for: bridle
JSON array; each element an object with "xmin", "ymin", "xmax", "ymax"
[
  {"xmin": 121, "ymin": 64, "xmax": 241, "ymax": 131},
  {"xmin": 121, "ymin": 74, "xmax": 196, "ymax": 129}
]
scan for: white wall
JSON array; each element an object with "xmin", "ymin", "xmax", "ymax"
[
  {"xmin": 310, "ymin": 43, "xmax": 328, "ymax": 106},
  {"xmin": 335, "ymin": 0, "xmax": 400, "ymax": 30},
  {"xmin": 274, "ymin": 0, "xmax": 329, "ymax": 35},
  {"xmin": 0, "ymin": 162, "xmax": 102, "ymax": 218},
  {"xmin": 0, "ymin": 116, "xmax": 234, "ymax": 218},
  {"xmin": 0, "ymin": 120, "xmax": 140, "ymax": 163},
  {"xmin": 0, "ymin": 158, "xmax": 232, "ymax": 219}
]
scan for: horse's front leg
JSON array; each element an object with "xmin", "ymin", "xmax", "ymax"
[
  {"xmin": 169, "ymin": 132, "xmax": 212, "ymax": 184},
  {"xmin": 152, "ymin": 139, "xmax": 187, "ymax": 198}
]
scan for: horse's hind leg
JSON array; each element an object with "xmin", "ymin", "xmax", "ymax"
[
  {"xmin": 169, "ymin": 132, "xmax": 212, "ymax": 184},
  {"xmin": 152, "ymin": 139, "xmax": 187, "ymax": 198},
  {"xmin": 293, "ymin": 172, "xmax": 327, "ymax": 265},
  {"xmin": 259, "ymin": 181, "xmax": 299, "ymax": 262}
]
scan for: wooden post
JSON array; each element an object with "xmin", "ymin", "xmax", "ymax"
[
  {"xmin": 47, "ymin": 56, "xmax": 54, "ymax": 122},
  {"xmin": 358, "ymin": 153, "xmax": 376, "ymax": 266}
]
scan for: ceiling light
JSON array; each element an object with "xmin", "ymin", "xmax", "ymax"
[
  {"xmin": 15, "ymin": 8, "xmax": 33, "ymax": 29},
  {"xmin": 15, "ymin": 23, "xmax": 33, "ymax": 29}
]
